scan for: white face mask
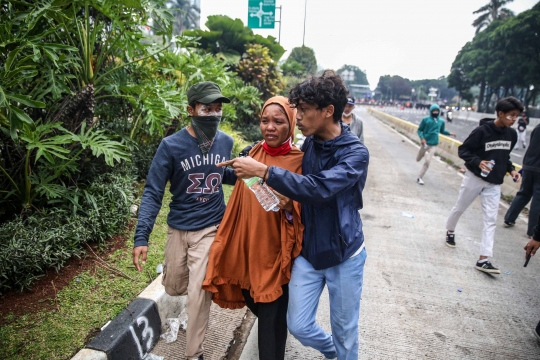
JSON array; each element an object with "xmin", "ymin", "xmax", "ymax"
[
  {"xmin": 197, "ymin": 103, "xmax": 223, "ymax": 117},
  {"xmin": 343, "ymin": 111, "xmax": 352, "ymax": 117}
]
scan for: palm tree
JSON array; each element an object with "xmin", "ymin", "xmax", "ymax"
[
  {"xmin": 168, "ymin": 0, "xmax": 200, "ymax": 35},
  {"xmin": 472, "ymin": 0, "xmax": 515, "ymax": 33}
]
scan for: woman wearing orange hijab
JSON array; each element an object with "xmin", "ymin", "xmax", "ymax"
[{"xmin": 203, "ymin": 96, "xmax": 304, "ymax": 360}]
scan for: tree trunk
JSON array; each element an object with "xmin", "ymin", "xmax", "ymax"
[
  {"xmin": 477, "ymin": 80, "xmax": 486, "ymax": 112},
  {"xmin": 484, "ymin": 87, "xmax": 494, "ymax": 113}
]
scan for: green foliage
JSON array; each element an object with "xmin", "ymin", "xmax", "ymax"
[
  {"xmin": 183, "ymin": 15, "xmax": 285, "ymax": 63},
  {"xmin": 0, "ymin": 173, "xmax": 134, "ymax": 294},
  {"xmin": 283, "ymin": 46, "xmax": 317, "ymax": 76},
  {"xmin": 449, "ymin": 4, "xmax": 540, "ymax": 112},
  {"xmin": 0, "ymin": 0, "xmax": 175, "ymax": 215},
  {"xmin": 238, "ymin": 124, "xmax": 263, "ymax": 143},
  {"xmin": 0, "ymin": 120, "xmax": 129, "ymax": 212},
  {"xmin": 0, "ymin": 188, "xmax": 171, "ymax": 360},
  {"xmin": 337, "ymin": 64, "xmax": 369, "ymax": 86},
  {"xmin": 219, "ymin": 122, "xmax": 249, "ymax": 158},
  {"xmin": 280, "ymin": 75, "xmax": 304, "ymax": 97},
  {"xmin": 281, "ymin": 59, "xmax": 305, "ymax": 77},
  {"xmin": 223, "ymin": 77, "xmax": 262, "ymax": 127},
  {"xmin": 0, "ymin": 0, "xmax": 265, "ymax": 296},
  {"xmin": 472, "ymin": 0, "xmax": 515, "ymax": 33},
  {"xmin": 236, "ymin": 44, "xmax": 284, "ymax": 101}
]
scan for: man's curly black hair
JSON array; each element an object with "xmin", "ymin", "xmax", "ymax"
[{"xmin": 288, "ymin": 70, "xmax": 349, "ymax": 123}]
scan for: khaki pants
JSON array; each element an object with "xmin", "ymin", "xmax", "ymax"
[
  {"xmin": 162, "ymin": 225, "xmax": 218, "ymax": 359},
  {"xmin": 416, "ymin": 145, "xmax": 437, "ymax": 179}
]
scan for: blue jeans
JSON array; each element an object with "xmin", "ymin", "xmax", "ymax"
[{"xmin": 287, "ymin": 248, "xmax": 367, "ymax": 360}]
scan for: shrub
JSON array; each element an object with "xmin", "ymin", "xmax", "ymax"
[
  {"xmin": 220, "ymin": 122, "xmax": 250, "ymax": 158},
  {"xmin": 236, "ymin": 44, "xmax": 284, "ymax": 99},
  {"xmin": 0, "ymin": 174, "xmax": 135, "ymax": 294},
  {"xmin": 238, "ymin": 123, "xmax": 263, "ymax": 143}
]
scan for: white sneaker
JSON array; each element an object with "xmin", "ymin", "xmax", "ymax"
[{"xmin": 417, "ymin": 178, "xmax": 424, "ymax": 185}]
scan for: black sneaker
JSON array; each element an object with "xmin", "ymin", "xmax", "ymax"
[
  {"xmin": 504, "ymin": 221, "xmax": 515, "ymax": 227},
  {"xmin": 446, "ymin": 232, "xmax": 456, "ymax": 248},
  {"xmin": 475, "ymin": 261, "xmax": 500, "ymax": 274},
  {"xmin": 535, "ymin": 321, "xmax": 540, "ymax": 342}
]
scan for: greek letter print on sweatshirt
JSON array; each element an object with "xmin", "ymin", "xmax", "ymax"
[
  {"xmin": 458, "ymin": 118, "xmax": 517, "ymax": 185},
  {"xmin": 134, "ymin": 128, "xmax": 234, "ymax": 247}
]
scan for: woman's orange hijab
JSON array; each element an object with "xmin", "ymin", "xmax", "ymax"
[
  {"xmin": 202, "ymin": 96, "xmax": 304, "ymax": 308},
  {"xmin": 261, "ymin": 96, "xmax": 297, "ymax": 142}
]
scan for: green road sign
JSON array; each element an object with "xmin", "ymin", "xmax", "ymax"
[{"xmin": 248, "ymin": 0, "xmax": 275, "ymax": 29}]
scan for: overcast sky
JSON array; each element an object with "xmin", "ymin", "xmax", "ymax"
[{"xmin": 200, "ymin": 0, "xmax": 538, "ymax": 89}]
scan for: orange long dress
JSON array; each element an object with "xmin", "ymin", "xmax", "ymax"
[{"xmin": 203, "ymin": 98, "xmax": 304, "ymax": 309}]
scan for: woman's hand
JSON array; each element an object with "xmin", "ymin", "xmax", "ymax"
[{"xmin": 273, "ymin": 190, "xmax": 293, "ymax": 212}]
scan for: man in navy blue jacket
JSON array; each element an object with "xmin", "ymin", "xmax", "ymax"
[{"xmin": 221, "ymin": 70, "xmax": 369, "ymax": 360}]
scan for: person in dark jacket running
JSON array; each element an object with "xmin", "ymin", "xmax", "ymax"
[
  {"xmin": 445, "ymin": 97, "xmax": 522, "ymax": 274},
  {"xmin": 504, "ymin": 122, "xmax": 540, "ymax": 236},
  {"xmin": 219, "ymin": 70, "xmax": 369, "ymax": 360},
  {"xmin": 524, "ymin": 213, "xmax": 540, "ymax": 341}
]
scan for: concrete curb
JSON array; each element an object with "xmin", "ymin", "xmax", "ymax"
[
  {"xmin": 71, "ymin": 274, "xmax": 185, "ymax": 360},
  {"xmin": 368, "ymin": 107, "xmax": 522, "ymax": 197}
]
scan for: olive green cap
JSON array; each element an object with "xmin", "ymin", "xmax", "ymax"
[{"xmin": 187, "ymin": 81, "xmax": 231, "ymax": 105}]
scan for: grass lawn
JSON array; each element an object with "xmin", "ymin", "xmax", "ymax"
[{"xmin": 0, "ymin": 184, "xmax": 235, "ymax": 360}]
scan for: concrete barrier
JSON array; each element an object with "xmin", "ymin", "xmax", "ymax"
[
  {"xmin": 451, "ymin": 110, "xmax": 540, "ymax": 128},
  {"xmin": 368, "ymin": 107, "xmax": 522, "ymax": 197},
  {"xmin": 72, "ymin": 274, "xmax": 185, "ymax": 360}
]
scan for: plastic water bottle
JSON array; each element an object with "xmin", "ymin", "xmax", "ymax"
[
  {"xmin": 481, "ymin": 160, "xmax": 495, "ymax": 177},
  {"xmin": 243, "ymin": 177, "xmax": 280, "ymax": 211}
]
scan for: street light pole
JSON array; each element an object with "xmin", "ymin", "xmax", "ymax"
[
  {"xmin": 275, "ymin": 5, "xmax": 282, "ymax": 43},
  {"xmin": 302, "ymin": 0, "xmax": 307, "ymax": 46}
]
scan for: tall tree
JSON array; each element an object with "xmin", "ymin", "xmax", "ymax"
[
  {"xmin": 284, "ymin": 46, "xmax": 318, "ymax": 76},
  {"xmin": 337, "ymin": 65, "xmax": 369, "ymax": 86},
  {"xmin": 472, "ymin": 0, "xmax": 514, "ymax": 33},
  {"xmin": 168, "ymin": 0, "xmax": 200, "ymax": 35},
  {"xmin": 183, "ymin": 15, "xmax": 285, "ymax": 64},
  {"xmin": 376, "ymin": 75, "xmax": 412, "ymax": 100}
]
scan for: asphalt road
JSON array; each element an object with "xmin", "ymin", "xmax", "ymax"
[{"xmin": 379, "ymin": 106, "xmax": 531, "ymax": 166}]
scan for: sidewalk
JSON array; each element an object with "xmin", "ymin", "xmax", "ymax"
[{"xmin": 242, "ymin": 107, "xmax": 540, "ymax": 359}]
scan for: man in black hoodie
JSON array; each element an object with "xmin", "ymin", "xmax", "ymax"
[
  {"xmin": 504, "ymin": 121, "xmax": 540, "ymax": 236},
  {"xmin": 445, "ymin": 97, "xmax": 523, "ymax": 274}
]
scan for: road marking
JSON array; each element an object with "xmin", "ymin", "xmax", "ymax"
[
  {"xmin": 367, "ymin": 110, "xmax": 528, "ymax": 225},
  {"xmin": 511, "ymin": 152, "xmax": 523, "ymax": 158}
]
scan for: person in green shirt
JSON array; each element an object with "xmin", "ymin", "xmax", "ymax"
[{"xmin": 416, "ymin": 104, "xmax": 456, "ymax": 185}]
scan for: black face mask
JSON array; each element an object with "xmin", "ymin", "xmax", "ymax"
[
  {"xmin": 431, "ymin": 112, "xmax": 439, "ymax": 118},
  {"xmin": 191, "ymin": 116, "xmax": 221, "ymax": 155}
]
